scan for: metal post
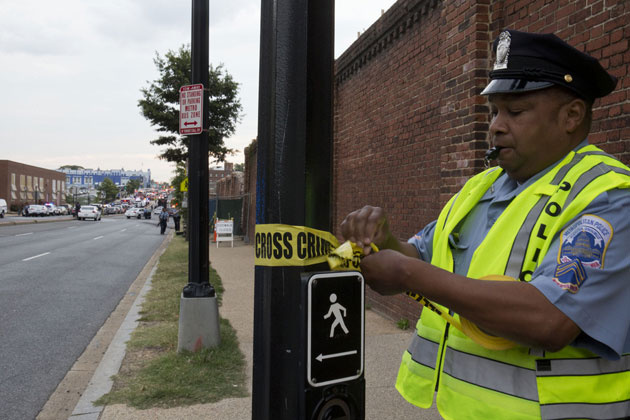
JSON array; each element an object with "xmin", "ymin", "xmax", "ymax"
[
  {"xmin": 177, "ymin": 0, "xmax": 220, "ymax": 353},
  {"xmin": 253, "ymin": 0, "xmax": 335, "ymax": 418},
  {"xmin": 184, "ymin": 0, "xmax": 212, "ymax": 297}
]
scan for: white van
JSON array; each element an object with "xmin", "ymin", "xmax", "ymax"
[{"xmin": 0, "ymin": 199, "xmax": 7, "ymax": 218}]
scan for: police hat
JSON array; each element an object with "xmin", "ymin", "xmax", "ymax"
[{"xmin": 481, "ymin": 29, "xmax": 617, "ymax": 101}]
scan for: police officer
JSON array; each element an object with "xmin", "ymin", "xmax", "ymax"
[
  {"xmin": 172, "ymin": 209, "xmax": 181, "ymax": 232},
  {"xmin": 158, "ymin": 207, "xmax": 169, "ymax": 234},
  {"xmin": 341, "ymin": 29, "xmax": 630, "ymax": 419}
]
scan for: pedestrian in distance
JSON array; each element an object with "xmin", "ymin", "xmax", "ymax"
[
  {"xmin": 340, "ymin": 29, "xmax": 629, "ymax": 420},
  {"xmin": 158, "ymin": 207, "xmax": 169, "ymax": 234},
  {"xmin": 172, "ymin": 209, "xmax": 181, "ymax": 232}
]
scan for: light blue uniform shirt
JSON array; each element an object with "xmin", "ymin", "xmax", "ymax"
[{"xmin": 408, "ymin": 141, "xmax": 630, "ymax": 360}]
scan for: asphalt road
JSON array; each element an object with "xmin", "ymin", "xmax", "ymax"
[{"xmin": 0, "ymin": 215, "xmax": 168, "ymax": 420}]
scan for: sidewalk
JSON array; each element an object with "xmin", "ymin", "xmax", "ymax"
[{"xmin": 83, "ymin": 238, "xmax": 443, "ymax": 419}]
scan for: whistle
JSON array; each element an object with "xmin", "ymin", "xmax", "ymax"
[{"xmin": 485, "ymin": 146, "xmax": 503, "ymax": 161}]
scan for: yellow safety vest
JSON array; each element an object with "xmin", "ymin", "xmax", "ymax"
[{"xmin": 396, "ymin": 145, "xmax": 630, "ymax": 420}]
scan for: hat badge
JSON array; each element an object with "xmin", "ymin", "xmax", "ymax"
[{"xmin": 494, "ymin": 31, "xmax": 511, "ymax": 70}]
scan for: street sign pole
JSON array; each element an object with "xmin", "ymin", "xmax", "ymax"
[
  {"xmin": 177, "ymin": 0, "xmax": 220, "ymax": 353},
  {"xmin": 186, "ymin": 0, "xmax": 211, "ymax": 296}
]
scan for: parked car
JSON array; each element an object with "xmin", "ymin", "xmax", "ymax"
[
  {"xmin": 26, "ymin": 204, "xmax": 47, "ymax": 217},
  {"xmin": 44, "ymin": 203, "xmax": 57, "ymax": 215},
  {"xmin": 57, "ymin": 205, "xmax": 69, "ymax": 215},
  {"xmin": 104, "ymin": 205, "xmax": 117, "ymax": 215},
  {"xmin": 124, "ymin": 207, "xmax": 143, "ymax": 219},
  {"xmin": 152, "ymin": 206, "xmax": 163, "ymax": 215},
  {"xmin": 77, "ymin": 205, "xmax": 102, "ymax": 221},
  {"xmin": 0, "ymin": 198, "xmax": 6, "ymax": 218}
]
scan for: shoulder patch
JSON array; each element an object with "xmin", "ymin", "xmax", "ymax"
[
  {"xmin": 553, "ymin": 215, "xmax": 613, "ymax": 293},
  {"xmin": 558, "ymin": 214, "xmax": 612, "ymax": 269}
]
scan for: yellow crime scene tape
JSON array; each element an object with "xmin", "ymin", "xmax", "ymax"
[
  {"xmin": 406, "ymin": 275, "xmax": 519, "ymax": 350},
  {"xmin": 255, "ymin": 224, "xmax": 518, "ymax": 350}
]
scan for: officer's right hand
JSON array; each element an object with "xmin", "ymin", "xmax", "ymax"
[{"xmin": 340, "ymin": 206, "xmax": 392, "ymax": 256}]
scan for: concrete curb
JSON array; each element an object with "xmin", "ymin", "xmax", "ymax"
[
  {"xmin": 0, "ymin": 216, "xmax": 75, "ymax": 226},
  {"xmin": 69, "ymin": 265, "xmax": 157, "ymax": 420}
]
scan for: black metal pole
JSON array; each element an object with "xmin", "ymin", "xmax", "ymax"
[
  {"xmin": 184, "ymin": 0, "xmax": 212, "ymax": 297},
  {"xmin": 253, "ymin": 0, "xmax": 334, "ymax": 418}
]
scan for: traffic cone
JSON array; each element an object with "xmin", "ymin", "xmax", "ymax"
[{"xmin": 213, "ymin": 229, "xmax": 217, "ymax": 242}]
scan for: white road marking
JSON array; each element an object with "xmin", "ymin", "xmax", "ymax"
[
  {"xmin": 93, "ymin": 236, "xmax": 104, "ymax": 240},
  {"xmin": 16, "ymin": 232, "xmax": 33, "ymax": 236},
  {"xmin": 120, "ymin": 228, "xmax": 127, "ymax": 232},
  {"xmin": 67, "ymin": 226, "xmax": 76, "ymax": 229},
  {"xmin": 23, "ymin": 252, "xmax": 51, "ymax": 261}
]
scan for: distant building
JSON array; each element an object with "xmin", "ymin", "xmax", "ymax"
[
  {"xmin": 59, "ymin": 168, "xmax": 151, "ymax": 190},
  {"xmin": 209, "ymin": 162, "xmax": 234, "ymax": 195},
  {"xmin": 0, "ymin": 160, "xmax": 67, "ymax": 210},
  {"xmin": 216, "ymin": 170, "xmax": 244, "ymax": 197}
]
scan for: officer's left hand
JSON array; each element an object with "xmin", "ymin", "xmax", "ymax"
[{"xmin": 360, "ymin": 249, "xmax": 410, "ymax": 295}]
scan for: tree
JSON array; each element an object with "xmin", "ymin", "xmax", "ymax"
[
  {"xmin": 169, "ymin": 162, "xmax": 188, "ymax": 229},
  {"xmin": 170, "ymin": 162, "xmax": 187, "ymax": 208},
  {"xmin": 58, "ymin": 165, "xmax": 85, "ymax": 170},
  {"xmin": 138, "ymin": 45, "xmax": 242, "ymax": 164},
  {"xmin": 125, "ymin": 179, "xmax": 142, "ymax": 196},
  {"xmin": 97, "ymin": 178, "xmax": 119, "ymax": 203},
  {"xmin": 234, "ymin": 163, "xmax": 244, "ymax": 172}
]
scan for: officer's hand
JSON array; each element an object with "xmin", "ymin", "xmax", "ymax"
[
  {"xmin": 340, "ymin": 206, "xmax": 392, "ymax": 255},
  {"xmin": 360, "ymin": 249, "xmax": 408, "ymax": 295}
]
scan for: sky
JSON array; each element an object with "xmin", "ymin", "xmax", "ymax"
[{"xmin": 0, "ymin": 0, "xmax": 396, "ymax": 183}]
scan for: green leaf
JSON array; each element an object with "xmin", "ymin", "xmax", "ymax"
[{"xmin": 138, "ymin": 45, "xmax": 243, "ymax": 165}]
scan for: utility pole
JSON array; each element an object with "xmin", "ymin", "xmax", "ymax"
[{"xmin": 253, "ymin": 1, "xmax": 364, "ymax": 419}]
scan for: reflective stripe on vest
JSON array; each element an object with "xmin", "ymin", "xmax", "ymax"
[
  {"xmin": 396, "ymin": 145, "xmax": 630, "ymax": 419},
  {"xmin": 536, "ymin": 354, "xmax": 630, "ymax": 420},
  {"xmin": 442, "ymin": 346, "xmax": 538, "ymax": 401},
  {"xmin": 536, "ymin": 353, "xmax": 630, "ymax": 376},
  {"xmin": 541, "ymin": 401, "xmax": 630, "ymax": 420},
  {"xmin": 504, "ymin": 151, "xmax": 588, "ymax": 278},
  {"xmin": 408, "ymin": 333, "xmax": 439, "ymax": 369}
]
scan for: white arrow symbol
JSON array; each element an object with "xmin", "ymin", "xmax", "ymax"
[{"xmin": 316, "ymin": 350, "xmax": 357, "ymax": 362}]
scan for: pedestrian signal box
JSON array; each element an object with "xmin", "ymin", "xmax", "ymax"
[
  {"xmin": 307, "ymin": 271, "xmax": 364, "ymax": 387},
  {"xmin": 302, "ymin": 271, "xmax": 365, "ymax": 420}
]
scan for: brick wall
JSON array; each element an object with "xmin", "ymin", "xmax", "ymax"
[
  {"xmin": 0, "ymin": 160, "xmax": 67, "ymax": 211},
  {"xmin": 333, "ymin": 0, "xmax": 629, "ymax": 324},
  {"xmin": 491, "ymin": 0, "xmax": 630, "ymax": 160},
  {"xmin": 216, "ymin": 172, "xmax": 244, "ymax": 197}
]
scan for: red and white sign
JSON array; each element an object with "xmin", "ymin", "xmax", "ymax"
[{"xmin": 179, "ymin": 84, "xmax": 204, "ymax": 135}]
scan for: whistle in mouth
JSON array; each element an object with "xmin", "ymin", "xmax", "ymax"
[{"xmin": 485, "ymin": 146, "xmax": 503, "ymax": 161}]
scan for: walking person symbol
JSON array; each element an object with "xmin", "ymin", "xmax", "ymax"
[{"xmin": 324, "ymin": 293, "xmax": 349, "ymax": 338}]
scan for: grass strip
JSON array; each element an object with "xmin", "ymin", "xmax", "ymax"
[{"xmin": 95, "ymin": 235, "xmax": 247, "ymax": 409}]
